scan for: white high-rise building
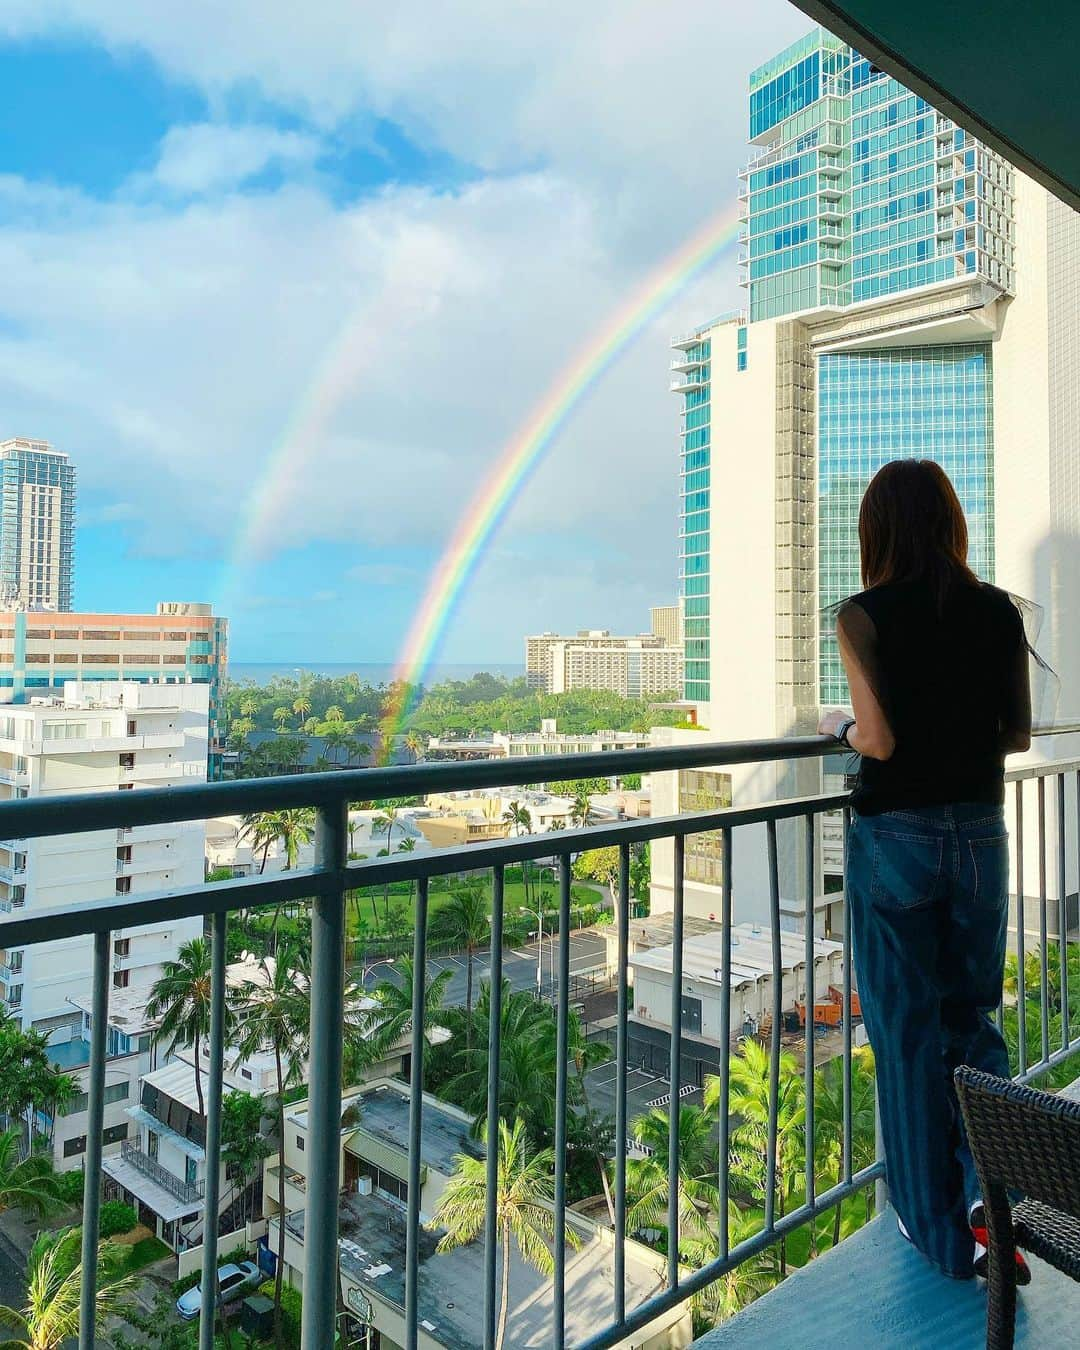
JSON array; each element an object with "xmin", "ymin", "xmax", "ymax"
[
  {"xmin": 0, "ymin": 683, "xmax": 208, "ymax": 1166},
  {"xmin": 0, "ymin": 439, "xmax": 76, "ymax": 611},
  {"xmin": 526, "ymin": 626, "xmax": 683, "ymax": 699},
  {"xmin": 652, "ymin": 30, "xmax": 1080, "ymax": 931}
]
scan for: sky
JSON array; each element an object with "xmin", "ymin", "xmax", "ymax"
[{"xmin": 0, "ymin": 1, "xmax": 809, "ymax": 663}]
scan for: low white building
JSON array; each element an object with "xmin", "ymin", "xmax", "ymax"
[
  {"xmin": 0, "ymin": 681, "xmax": 207, "ymax": 1050},
  {"xmin": 630, "ymin": 923, "xmax": 844, "ymax": 1043},
  {"xmin": 426, "ymin": 719, "xmax": 652, "ymax": 763}
]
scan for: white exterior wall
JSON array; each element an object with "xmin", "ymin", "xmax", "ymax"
[{"xmin": 0, "ymin": 682, "xmax": 207, "ymax": 1053}]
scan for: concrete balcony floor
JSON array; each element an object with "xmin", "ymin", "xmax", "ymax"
[{"xmin": 694, "ymin": 1214, "xmax": 1080, "ymax": 1348}]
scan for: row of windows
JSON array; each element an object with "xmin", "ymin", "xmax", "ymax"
[
  {"xmin": 749, "ymin": 50, "xmax": 820, "ymax": 140},
  {"xmin": 852, "ymin": 114, "xmax": 934, "ymax": 161},
  {"xmin": 852, "ymin": 136, "xmax": 934, "ymax": 185},
  {"xmin": 851, "ymin": 92, "xmax": 929, "ymax": 138},
  {"xmin": 851, "ymin": 191, "xmax": 935, "ymax": 234},
  {"xmin": 749, "ymin": 171, "xmax": 818, "ymax": 216},
  {"xmin": 63, "ymin": 1122, "xmax": 128, "ymax": 1157}
]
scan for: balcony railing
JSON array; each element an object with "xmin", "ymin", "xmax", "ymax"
[
  {"xmin": 120, "ymin": 1138, "xmax": 205, "ymax": 1206},
  {"xmin": 1, "ymin": 731, "xmax": 1077, "ymax": 1349}
]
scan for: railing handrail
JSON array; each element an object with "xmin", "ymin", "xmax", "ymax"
[{"xmin": 120, "ymin": 1138, "xmax": 205, "ymax": 1204}]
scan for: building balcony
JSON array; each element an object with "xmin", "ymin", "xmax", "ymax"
[
  {"xmin": 3, "ymin": 731, "xmax": 1078, "ymax": 1349},
  {"xmin": 670, "ymin": 372, "xmax": 708, "ymax": 393},
  {"xmin": 116, "ymin": 1139, "xmax": 204, "ymax": 1206}
]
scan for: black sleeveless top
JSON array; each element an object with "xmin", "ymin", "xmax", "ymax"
[{"xmin": 843, "ymin": 580, "xmax": 1027, "ymax": 816}]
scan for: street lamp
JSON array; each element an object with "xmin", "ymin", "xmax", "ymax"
[{"xmin": 520, "ymin": 905, "xmax": 545, "ymax": 998}]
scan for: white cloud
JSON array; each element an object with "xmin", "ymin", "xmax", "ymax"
[
  {"xmin": 147, "ymin": 124, "xmax": 322, "ymax": 196},
  {"xmin": 0, "ymin": 1, "xmax": 809, "ymax": 652}
]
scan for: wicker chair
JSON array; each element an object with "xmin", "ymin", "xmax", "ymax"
[{"xmin": 954, "ymin": 1066, "xmax": 1080, "ymax": 1350}]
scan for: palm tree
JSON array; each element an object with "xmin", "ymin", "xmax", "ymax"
[
  {"xmin": 403, "ymin": 733, "xmax": 424, "ymax": 764},
  {"xmin": 395, "ymin": 836, "xmax": 418, "ymax": 905},
  {"xmin": 430, "ymin": 1117, "xmax": 579, "ymax": 1350},
  {"xmin": 232, "ymin": 950, "xmax": 309, "ymax": 1349},
  {"xmin": 372, "ymin": 806, "xmax": 403, "ymax": 920},
  {"xmin": 145, "ymin": 939, "xmax": 217, "ymax": 1119},
  {"xmin": 625, "ymin": 1105, "xmax": 718, "ymax": 1251},
  {"xmin": 683, "ymin": 1204, "xmax": 777, "ymax": 1330},
  {"xmin": 272, "ymin": 706, "xmax": 292, "ymax": 732},
  {"xmin": 0, "ymin": 1131, "xmax": 62, "ymax": 1220},
  {"xmin": 292, "ymin": 695, "xmax": 312, "ymax": 725},
  {"xmin": 324, "ymin": 705, "xmax": 345, "ymax": 724},
  {"xmin": 433, "ymin": 885, "xmax": 489, "ymax": 1051},
  {"xmin": 0, "ymin": 1227, "xmax": 135, "ymax": 1349},
  {"xmin": 570, "ymin": 789, "xmax": 593, "ymax": 829},
  {"xmin": 814, "ymin": 1045, "xmax": 877, "ymax": 1243},
  {"xmin": 706, "ymin": 1039, "xmax": 805, "ymax": 1276},
  {"xmin": 365, "ymin": 958, "xmax": 453, "ymax": 1065},
  {"xmin": 502, "ymin": 801, "xmax": 534, "ymax": 903},
  {"xmin": 239, "ymin": 811, "xmax": 278, "ymax": 873},
  {"xmin": 239, "ymin": 695, "xmax": 260, "ymax": 721},
  {"xmin": 444, "ymin": 982, "xmax": 559, "ymax": 1141},
  {"xmin": 566, "ymin": 1017, "xmax": 615, "ymax": 1223}
]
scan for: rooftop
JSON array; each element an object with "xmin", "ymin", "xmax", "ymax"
[
  {"xmin": 288, "ymin": 1191, "xmax": 671, "ymax": 1350},
  {"xmin": 697, "ymin": 1214, "xmax": 1080, "ymax": 1349},
  {"xmin": 302, "ymin": 1081, "xmax": 480, "ymax": 1177},
  {"xmin": 631, "ymin": 922, "xmax": 843, "ymax": 986}
]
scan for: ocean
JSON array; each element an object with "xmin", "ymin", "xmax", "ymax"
[{"xmin": 227, "ymin": 661, "xmax": 523, "ymax": 687}]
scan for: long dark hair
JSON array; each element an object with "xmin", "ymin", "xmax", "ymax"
[{"xmin": 859, "ymin": 459, "xmax": 979, "ymax": 608}]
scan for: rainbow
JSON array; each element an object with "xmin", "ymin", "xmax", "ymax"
[{"xmin": 379, "ymin": 199, "xmax": 743, "ymax": 754}]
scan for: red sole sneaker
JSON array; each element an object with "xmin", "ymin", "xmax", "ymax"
[{"xmin": 971, "ymin": 1225, "xmax": 1032, "ymax": 1287}]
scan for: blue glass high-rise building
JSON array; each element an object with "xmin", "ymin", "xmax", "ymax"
[{"xmin": 0, "ymin": 439, "xmax": 76, "ymax": 611}]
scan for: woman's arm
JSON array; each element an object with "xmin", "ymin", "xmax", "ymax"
[{"xmin": 817, "ymin": 605, "xmax": 895, "ymax": 761}]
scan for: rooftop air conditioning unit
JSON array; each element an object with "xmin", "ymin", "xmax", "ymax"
[{"xmin": 356, "ymin": 1176, "xmax": 373, "ymax": 1196}]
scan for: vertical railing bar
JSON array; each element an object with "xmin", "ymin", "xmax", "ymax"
[
  {"xmin": 553, "ymin": 855, "xmax": 572, "ymax": 1350},
  {"xmin": 1016, "ymin": 779, "xmax": 1027, "ymax": 1076},
  {"xmin": 667, "ymin": 835, "xmax": 685, "ymax": 1290},
  {"xmin": 803, "ymin": 814, "xmax": 816, "ymax": 1207},
  {"xmin": 718, "ymin": 827, "xmax": 733, "ymax": 1260},
  {"xmin": 1058, "ymin": 773, "xmax": 1069, "ymax": 1053},
  {"xmin": 198, "ymin": 910, "xmax": 228, "ymax": 1350},
  {"xmin": 303, "ymin": 800, "xmax": 348, "ymax": 1350},
  {"xmin": 841, "ymin": 806, "xmax": 853, "ymax": 1184},
  {"xmin": 483, "ymin": 865, "xmax": 506, "ymax": 1350},
  {"xmin": 78, "ymin": 929, "xmax": 110, "ymax": 1350},
  {"xmin": 614, "ymin": 843, "xmax": 630, "ymax": 1324},
  {"xmin": 1038, "ymin": 775, "xmax": 1050, "ymax": 1067},
  {"xmin": 765, "ymin": 821, "xmax": 781, "ymax": 1230},
  {"xmin": 405, "ymin": 875, "xmax": 430, "ymax": 1350}
]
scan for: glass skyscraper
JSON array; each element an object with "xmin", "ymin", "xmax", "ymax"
[
  {"xmin": 0, "ymin": 439, "xmax": 76, "ymax": 611},
  {"xmin": 818, "ymin": 345, "xmax": 996, "ymax": 701},
  {"xmin": 673, "ymin": 28, "xmax": 1016, "ymax": 712}
]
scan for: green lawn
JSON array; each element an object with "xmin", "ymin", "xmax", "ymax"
[{"xmin": 346, "ymin": 876, "xmax": 604, "ymax": 940}]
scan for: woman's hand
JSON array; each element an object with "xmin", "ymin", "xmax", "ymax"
[{"xmin": 818, "ymin": 709, "xmax": 852, "ymax": 739}]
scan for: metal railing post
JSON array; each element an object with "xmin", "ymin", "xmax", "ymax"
[
  {"xmin": 79, "ymin": 930, "xmax": 110, "ymax": 1350},
  {"xmin": 483, "ymin": 866, "xmax": 506, "ymax": 1350},
  {"xmin": 301, "ymin": 801, "xmax": 348, "ymax": 1350},
  {"xmin": 405, "ymin": 875, "xmax": 430, "ymax": 1350},
  {"xmin": 553, "ymin": 855, "xmax": 572, "ymax": 1350},
  {"xmin": 666, "ymin": 836, "xmax": 685, "ymax": 1290},
  {"xmin": 804, "ymin": 815, "xmax": 816, "ymax": 1207},
  {"xmin": 718, "ymin": 828, "xmax": 733, "ymax": 1259},
  {"xmin": 614, "ymin": 843, "xmax": 630, "ymax": 1325},
  {"xmin": 198, "ymin": 910, "xmax": 228, "ymax": 1350}
]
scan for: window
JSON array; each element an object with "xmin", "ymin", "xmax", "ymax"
[
  {"xmin": 64, "ymin": 1135, "xmax": 86, "ymax": 1158},
  {"xmin": 681, "ymin": 994, "xmax": 703, "ymax": 1036},
  {"xmin": 102, "ymin": 1124, "xmax": 128, "ymax": 1146},
  {"xmin": 115, "ymin": 877, "xmax": 131, "ymax": 895},
  {"xmin": 81, "ymin": 630, "xmax": 119, "ymax": 641},
  {"xmin": 118, "ymin": 782, "xmax": 134, "ymax": 792},
  {"xmin": 7, "ymin": 985, "xmax": 22, "ymax": 1007},
  {"xmin": 137, "ymin": 1034, "xmax": 152, "ymax": 1054},
  {"xmin": 241, "ymin": 1068, "xmax": 253, "ymax": 1081},
  {"xmin": 83, "ymin": 653, "xmax": 120, "ymax": 664},
  {"xmin": 296, "ymin": 1135, "xmax": 305, "ymax": 1152},
  {"xmin": 118, "ymin": 753, "xmax": 135, "ymax": 770},
  {"xmin": 127, "ymin": 720, "xmax": 137, "ymax": 737},
  {"xmin": 113, "ymin": 969, "xmax": 130, "ymax": 989},
  {"xmin": 8, "ymin": 951, "xmax": 21, "ymax": 973},
  {"xmin": 185, "ymin": 1156, "xmax": 198, "ymax": 1187}
]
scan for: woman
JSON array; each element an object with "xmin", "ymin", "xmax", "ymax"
[{"xmin": 818, "ymin": 459, "xmax": 1032, "ymax": 1283}]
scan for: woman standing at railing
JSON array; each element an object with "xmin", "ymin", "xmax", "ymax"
[{"xmin": 819, "ymin": 459, "xmax": 1035, "ymax": 1286}]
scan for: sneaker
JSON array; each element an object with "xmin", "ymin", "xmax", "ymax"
[{"xmin": 970, "ymin": 1209, "xmax": 1032, "ymax": 1287}]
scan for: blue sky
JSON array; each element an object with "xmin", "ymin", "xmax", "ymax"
[{"xmin": 0, "ymin": 3, "xmax": 806, "ymax": 662}]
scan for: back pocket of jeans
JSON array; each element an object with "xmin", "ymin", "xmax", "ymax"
[
  {"xmin": 870, "ymin": 832, "xmax": 943, "ymax": 910},
  {"xmin": 968, "ymin": 835, "xmax": 1008, "ymax": 905}
]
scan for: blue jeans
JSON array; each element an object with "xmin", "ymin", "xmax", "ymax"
[{"xmin": 847, "ymin": 803, "xmax": 1012, "ymax": 1278}]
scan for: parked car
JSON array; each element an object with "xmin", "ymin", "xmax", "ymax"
[{"xmin": 176, "ymin": 1260, "xmax": 261, "ymax": 1321}]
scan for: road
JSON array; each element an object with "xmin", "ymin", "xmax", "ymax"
[{"xmin": 354, "ymin": 930, "xmax": 610, "ymax": 1006}]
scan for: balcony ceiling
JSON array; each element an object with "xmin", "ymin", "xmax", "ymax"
[{"xmin": 792, "ymin": 2, "xmax": 1080, "ymax": 211}]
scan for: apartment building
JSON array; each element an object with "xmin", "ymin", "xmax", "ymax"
[
  {"xmin": 0, "ymin": 602, "xmax": 228, "ymax": 763},
  {"xmin": 0, "ymin": 439, "xmax": 76, "ymax": 611},
  {"xmin": 0, "ymin": 682, "xmax": 207, "ymax": 1040},
  {"xmin": 526, "ymin": 608, "xmax": 683, "ymax": 698},
  {"xmin": 653, "ymin": 27, "xmax": 1080, "ymax": 927},
  {"xmin": 426, "ymin": 719, "xmax": 653, "ymax": 763}
]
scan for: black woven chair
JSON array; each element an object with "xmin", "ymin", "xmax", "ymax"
[{"xmin": 954, "ymin": 1066, "xmax": 1080, "ymax": 1350}]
